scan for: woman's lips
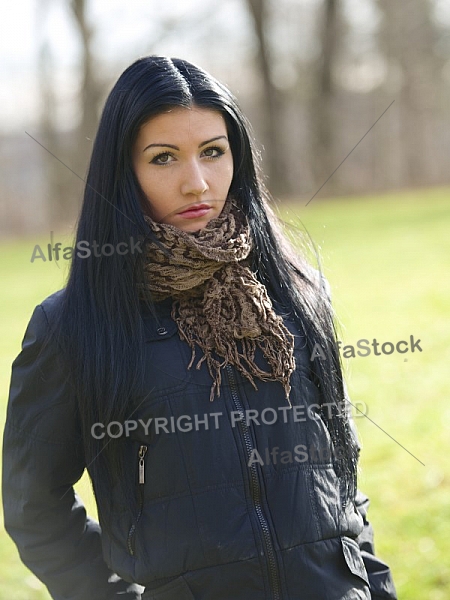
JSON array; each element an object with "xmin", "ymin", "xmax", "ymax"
[{"xmin": 178, "ymin": 206, "xmax": 211, "ymax": 219}]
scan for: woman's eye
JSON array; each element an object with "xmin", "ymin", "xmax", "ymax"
[
  {"xmin": 202, "ymin": 146, "xmax": 224, "ymax": 159},
  {"xmin": 150, "ymin": 147, "xmax": 224, "ymax": 164},
  {"xmin": 151, "ymin": 152, "xmax": 174, "ymax": 165}
]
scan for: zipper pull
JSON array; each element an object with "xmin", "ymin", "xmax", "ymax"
[{"xmin": 138, "ymin": 445, "xmax": 148, "ymax": 484}]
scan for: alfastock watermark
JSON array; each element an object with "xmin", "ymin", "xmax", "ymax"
[
  {"xmin": 310, "ymin": 335, "xmax": 423, "ymax": 361},
  {"xmin": 30, "ymin": 232, "xmax": 143, "ymax": 262},
  {"xmin": 247, "ymin": 443, "xmax": 346, "ymax": 468}
]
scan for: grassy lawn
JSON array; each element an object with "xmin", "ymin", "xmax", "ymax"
[{"xmin": 1, "ymin": 187, "xmax": 449, "ymax": 598}]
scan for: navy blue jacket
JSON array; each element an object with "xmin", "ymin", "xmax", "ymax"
[{"xmin": 2, "ymin": 290, "xmax": 397, "ymax": 599}]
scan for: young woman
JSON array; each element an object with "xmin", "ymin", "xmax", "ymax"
[{"xmin": 3, "ymin": 56, "xmax": 397, "ymax": 600}]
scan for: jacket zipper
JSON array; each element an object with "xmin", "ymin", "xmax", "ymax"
[
  {"xmin": 226, "ymin": 365, "xmax": 282, "ymax": 600},
  {"xmin": 127, "ymin": 444, "xmax": 148, "ymax": 556}
]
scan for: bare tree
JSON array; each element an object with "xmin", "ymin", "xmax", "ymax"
[
  {"xmin": 308, "ymin": 0, "xmax": 343, "ymax": 194},
  {"xmin": 71, "ymin": 0, "xmax": 102, "ymax": 150},
  {"xmin": 38, "ymin": 40, "xmax": 61, "ymax": 224},
  {"xmin": 69, "ymin": 0, "xmax": 104, "ymax": 209},
  {"xmin": 37, "ymin": 1, "xmax": 77, "ymax": 226},
  {"xmin": 245, "ymin": 0, "xmax": 287, "ymax": 195},
  {"xmin": 375, "ymin": 0, "xmax": 446, "ymax": 186},
  {"xmin": 36, "ymin": 0, "xmax": 102, "ymax": 226}
]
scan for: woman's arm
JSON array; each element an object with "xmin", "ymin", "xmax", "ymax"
[
  {"xmin": 2, "ymin": 301, "xmax": 142, "ymax": 600},
  {"xmin": 353, "ymin": 489, "xmax": 397, "ymax": 600}
]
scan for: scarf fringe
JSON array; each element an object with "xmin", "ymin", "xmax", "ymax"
[{"xmin": 140, "ymin": 197, "xmax": 296, "ymax": 405}]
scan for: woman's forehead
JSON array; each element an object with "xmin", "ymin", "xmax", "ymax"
[
  {"xmin": 138, "ymin": 106, "xmax": 227, "ymax": 141},
  {"xmin": 137, "ymin": 106, "xmax": 227, "ymax": 150}
]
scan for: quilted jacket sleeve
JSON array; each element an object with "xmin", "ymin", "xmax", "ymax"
[
  {"xmin": 353, "ymin": 489, "xmax": 397, "ymax": 600},
  {"xmin": 2, "ymin": 302, "xmax": 143, "ymax": 600}
]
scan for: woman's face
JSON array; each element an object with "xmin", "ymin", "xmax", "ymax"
[{"xmin": 132, "ymin": 106, "xmax": 234, "ymax": 232}]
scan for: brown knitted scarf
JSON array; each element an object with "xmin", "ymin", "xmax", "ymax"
[{"xmin": 139, "ymin": 196, "xmax": 295, "ymax": 405}]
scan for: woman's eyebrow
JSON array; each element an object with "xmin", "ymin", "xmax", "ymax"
[
  {"xmin": 142, "ymin": 135, "xmax": 228, "ymax": 153},
  {"xmin": 198, "ymin": 135, "xmax": 228, "ymax": 148}
]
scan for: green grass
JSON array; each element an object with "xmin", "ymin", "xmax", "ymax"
[{"xmin": 1, "ymin": 188, "xmax": 449, "ymax": 598}]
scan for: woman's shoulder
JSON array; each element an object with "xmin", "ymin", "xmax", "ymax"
[
  {"xmin": 21, "ymin": 289, "xmax": 66, "ymax": 346},
  {"xmin": 8, "ymin": 288, "xmax": 81, "ymax": 444},
  {"xmin": 38, "ymin": 288, "xmax": 66, "ymax": 314}
]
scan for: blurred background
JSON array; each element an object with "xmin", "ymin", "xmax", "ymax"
[
  {"xmin": 1, "ymin": 1, "xmax": 449, "ymax": 598},
  {"xmin": 2, "ymin": 0, "xmax": 450, "ymax": 231}
]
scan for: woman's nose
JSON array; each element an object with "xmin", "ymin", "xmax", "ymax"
[{"xmin": 180, "ymin": 161, "xmax": 209, "ymax": 196}]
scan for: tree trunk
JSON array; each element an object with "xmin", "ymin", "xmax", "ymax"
[
  {"xmin": 70, "ymin": 0, "xmax": 102, "ymax": 205},
  {"xmin": 308, "ymin": 0, "xmax": 341, "ymax": 197},
  {"xmin": 375, "ymin": 0, "xmax": 444, "ymax": 188},
  {"xmin": 245, "ymin": 0, "xmax": 287, "ymax": 195}
]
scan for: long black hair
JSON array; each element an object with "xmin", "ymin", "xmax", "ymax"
[{"xmin": 54, "ymin": 55, "xmax": 358, "ymax": 528}]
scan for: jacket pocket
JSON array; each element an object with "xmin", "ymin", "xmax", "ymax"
[
  {"xmin": 142, "ymin": 575, "xmax": 195, "ymax": 600},
  {"xmin": 341, "ymin": 536, "xmax": 370, "ymax": 586},
  {"xmin": 141, "ymin": 313, "xmax": 193, "ymax": 395},
  {"xmin": 127, "ymin": 443, "xmax": 148, "ymax": 556}
]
